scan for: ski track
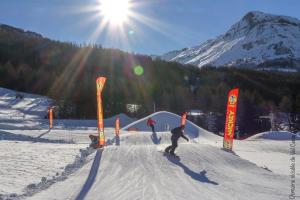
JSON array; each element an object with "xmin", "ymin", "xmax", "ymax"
[{"xmin": 26, "ymin": 133, "xmax": 293, "ymax": 200}]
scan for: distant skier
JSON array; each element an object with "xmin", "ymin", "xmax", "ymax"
[
  {"xmin": 147, "ymin": 117, "xmax": 156, "ymax": 133},
  {"xmin": 165, "ymin": 125, "xmax": 189, "ymax": 156}
]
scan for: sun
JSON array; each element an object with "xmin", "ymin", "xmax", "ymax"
[{"xmin": 99, "ymin": 0, "xmax": 131, "ymax": 25}]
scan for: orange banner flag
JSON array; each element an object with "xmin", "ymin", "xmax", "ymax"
[
  {"xmin": 96, "ymin": 77, "xmax": 107, "ymax": 146},
  {"xmin": 181, "ymin": 112, "xmax": 187, "ymax": 126},
  {"xmin": 115, "ymin": 115, "xmax": 120, "ymax": 137},
  {"xmin": 223, "ymin": 88, "xmax": 239, "ymax": 151},
  {"xmin": 49, "ymin": 107, "xmax": 53, "ymax": 129}
]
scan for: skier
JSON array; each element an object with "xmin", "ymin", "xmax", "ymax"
[
  {"xmin": 165, "ymin": 125, "xmax": 189, "ymax": 156},
  {"xmin": 147, "ymin": 117, "xmax": 156, "ymax": 133}
]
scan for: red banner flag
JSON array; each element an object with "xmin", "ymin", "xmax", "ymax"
[
  {"xmin": 49, "ymin": 107, "xmax": 53, "ymax": 129},
  {"xmin": 181, "ymin": 112, "xmax": 187, "ymax": 126},
  {"xmin": 96, "ymin": 77, "xmax": 107, "ymax": 146},
  {"xmin": 115, "ymin": 115, "xmax": 120, "ymax": 137},
  {"xmin": 223, "ymin": 88, "xmax": 239, "ymax": 151}
]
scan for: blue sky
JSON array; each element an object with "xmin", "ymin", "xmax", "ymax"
[{"xmin": 0, "ymin": 0, "xmax": 300, "ymax": 55}]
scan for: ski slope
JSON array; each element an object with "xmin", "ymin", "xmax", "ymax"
[
  {"xmin": 27, "ymin": 132, "xmax": 292, "ymax": 200},
  {"xmin": 0, "ymin": 88, "xmax": 299, "ymax": 200},
  {"xmin": 1, "ymin": 118, "xmax": 298, "ymax": 200}
]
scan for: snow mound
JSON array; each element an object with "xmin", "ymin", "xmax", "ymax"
[
  {"xmin": 246, "ymin": 131, "xmax": 300, "ymax": 140},
  {"xmin": 0, "ymin": 87, "xmax": 52, "ymax": 119},
  {"xmin": 122, "ymin": 111, "xmax": 221, "ymax": 140},
  {"xmin": 104, "ymin": 113, "xmax": 137, "ymax": 128}
]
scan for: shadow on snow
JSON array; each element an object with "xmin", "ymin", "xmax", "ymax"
[
  {"xmin": 0, "ymin": 130, "xmax": 72, "ymax": 144},
  {"xmin": 166, "ymin": 155, "xmax": 218, "ymax": 185},
  {"xmin": 75, "ymin": 149, "xmax": 103, "ymax": 200},
  {"xmin": 151, "ymin": 131, "xmax": 161, "ymax": 145}
]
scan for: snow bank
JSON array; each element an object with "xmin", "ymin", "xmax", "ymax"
[
  {"xmin": 0, "ymin": 130, "xmax": 73, "ymax": 144},
  {"xmin": 246, "ymin": 131, "xmax": 300, "ymax": 140},
  {"xmin": 0, "ymin": 141, "xmax": 91, "ymax": 198},
  {"xmin": 0, "ymin": 87, "xmax": 52, "ymax": 119}
]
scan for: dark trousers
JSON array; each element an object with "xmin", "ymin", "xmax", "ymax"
[
  {"xmin": 165, "ymin": 138, "xmax": 178, "ymax": 154},
  {"xmin": 150, "ymin": 125, "xmax": 155, "ymax": 133}
]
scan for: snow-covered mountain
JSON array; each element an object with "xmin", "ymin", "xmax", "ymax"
[{"xmin": 161, "ymin": 11, "xmax": 300, "ymax": 69}]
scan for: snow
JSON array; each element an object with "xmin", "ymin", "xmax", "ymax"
[
  {"xmin": 104, "ymin": 113, "xmax": 137, "ymax": 128},
  {"xmin": 0, "ymin": 87, "xmax": 299, "ymax": 200},
  {"xmin": 27, "ymin": 135, "xmax": 293, "ymax": 200},
  {"xmin": 0, "ymin": 141, "xmax": 87, "ymax": 195},
  {"xmin": 161, "ymin": 11, "xmax": 300, "ymax": 69},
  {"xmin": 0, "ymin": 87, "xmax": 53, "ymax": 120},
  {"xmin": 247, "ymin": 131, "xmax": 300, "ymax": 140}
]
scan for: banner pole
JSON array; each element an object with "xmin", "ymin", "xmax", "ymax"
[
  {"xmin": 223, "ymin": 88, "xmax": 239, "ymax": 151},
  {"xmin": 49, "ymin": 107, "xmax": 53, "ymax": 129},
  {"xmin": 96, "ymin": 77, "xmax": 107, "ymax": 146}
]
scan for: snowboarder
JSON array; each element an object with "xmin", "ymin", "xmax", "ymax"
[
  {"xmin": 165, "ymin": 125, "xmax": 189, "ymax": 156},
  {"xmin": 89, "ymin": 135, "xmax": 103, "ymax": 149},
  {"xmin": 147, "ymin": 117, "xmax": 156, "ymax": 133}
]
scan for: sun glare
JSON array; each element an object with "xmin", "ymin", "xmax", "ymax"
[
  {"xmin": 99, "ymin": 0, "xmax": 130, "ymax": 25},
  {"xmin": 77, "ymin": 0, "xmax": 176, "ymax": 52}
]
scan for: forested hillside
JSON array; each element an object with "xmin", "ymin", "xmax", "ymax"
[{"xmin": 0, "ymin": 24, "xmax": 299, "ymax": 135}]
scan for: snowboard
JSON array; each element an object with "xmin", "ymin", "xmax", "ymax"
[{"xmin": 157, "ymin": 149, "xmax": 180, "ymax": 161}]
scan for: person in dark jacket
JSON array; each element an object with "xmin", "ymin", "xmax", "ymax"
[{"xmin": 165, "ymin": 125, "xmax": 189, "ymax": 156}]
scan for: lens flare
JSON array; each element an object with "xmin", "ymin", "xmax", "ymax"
[
  {"xmin": 134, "ymin": 65, "xmax": 144, "ymax": 76},
  {"xmin": 128, "ymin": 30, "xmax": 135, "ymax": 35}
]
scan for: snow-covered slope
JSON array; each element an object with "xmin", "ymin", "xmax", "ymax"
[
  {"xmin": 0, "ymin": 87, "xmax": 52, "ymax": 119},
  {"xmin": 0, "ymin": 89, "xmax": 298, "ymax": 200},
  {"xmin": 27, "ymin": 134, "xmax": 294, "ymax": 200},
  {"xmin": 234, "ymin": 131, "xmax": 300, "ymax": 175},
  {"xmin": 1, "ymin": 111, "xmax": 299, "ymax": 200},
  {"xmin": 161, "ymin": 11, "xmax": 300, "ymax": 69},
  {"xmin": 247, "ymin": 131, "xmax": 300, "ymax": 140},
  {"xmin": 0, "ymin": 87, "xmax": 135, "ymax": 129}
]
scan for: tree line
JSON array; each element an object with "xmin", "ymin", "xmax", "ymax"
[{"xmin": 0, "ymin": 24, "xmax": 299, "ymax": 135}]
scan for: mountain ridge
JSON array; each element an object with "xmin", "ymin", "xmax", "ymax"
[{"xmin": 161, "ymin": 11, "xmax": 300, "ymax": 70}]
